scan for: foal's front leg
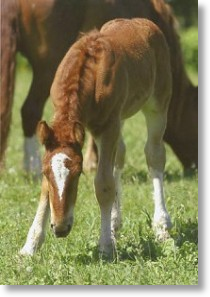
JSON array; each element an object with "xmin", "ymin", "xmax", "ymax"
[
  {"xmin": 143, "ymin": 111, "xmax": 172, "ymax": 240},
  {"xmin": 20, "ymin": 177, "xmax": 49, "ymax": 256},
  {"xmin": 94, "ymin": 124, "xmax": 120, "ymax": 258}
]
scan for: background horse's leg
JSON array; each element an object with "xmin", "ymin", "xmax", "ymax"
[
  {"xmin": 0, "ymin": 0, "xmax": 18, "ymax": 169},
  {"xmin": 20, "ymin": 177, "xmax": 49, "ymax": 256},
  {"xmin": 94, "ymin": 121, "xmax": 120, "ymax": 258},
  {"xmin": 143, "ymin": 109, "xmax": 172, "ymax": 241},
  {"xmin": 21, "ymin": 68, "xmax": 53, "ymax": 176}
]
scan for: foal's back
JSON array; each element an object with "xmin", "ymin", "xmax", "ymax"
[
  {"xmin": 51, "ymin": 19, "xmax": 171, "ymax": 134},
  {"xmin": 97, "ymin": 18, "xmax": 171, "ymax": 120}
]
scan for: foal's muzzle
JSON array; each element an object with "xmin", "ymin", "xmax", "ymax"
[{"xmin": 51, "ymin": 223, "xmax": 72, "ymax": 238}]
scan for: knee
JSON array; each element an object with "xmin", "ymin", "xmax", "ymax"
[
  {"xmin": 144, "ymin": 141, "xmax": 166, "ymax": 171},
  {"xmin": 94, "ymin": 172, "xmax": 115, "ymax": 207}
]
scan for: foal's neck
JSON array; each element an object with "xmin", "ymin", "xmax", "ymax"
[{"xmin": 52, "ymin": 110, "xmax": 84, "ymax": 149}]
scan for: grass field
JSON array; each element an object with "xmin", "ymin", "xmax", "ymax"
[{"xmin": 0, "ymin": 59, "xmax": 198, "ymax": 285}]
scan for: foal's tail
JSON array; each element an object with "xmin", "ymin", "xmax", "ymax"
[{"xmin": 0, "ymin": 0, "xmax": 19, "ymax": 168}]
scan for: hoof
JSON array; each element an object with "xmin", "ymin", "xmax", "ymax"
[
  {"xmin": 99, "ymin": 242, "xmax": 116, "ymax": 261},
  {"xmin": 19, "ymin": 246, "xmax": 35, "ymax": 256},
  {"xmin": 155, "ymin": 227, "xmax": 171, "ymax": 241},
  {"xmin": 153, "ymin": 214, "xmax": 172, "ymax": 241}
]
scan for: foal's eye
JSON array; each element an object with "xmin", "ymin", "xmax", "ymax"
[{"xmin": 64, "ymin": 158, "xmax": 72, "ymax": 169}]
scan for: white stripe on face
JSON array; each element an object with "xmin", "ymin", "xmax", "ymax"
[{"xmin": 51, "ymin": 153, "xmax": 70, "ymax": 200}]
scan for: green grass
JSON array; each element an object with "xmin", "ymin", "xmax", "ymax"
[{"xmin": 0, "ymin": 60, "xmax": 198, "ymax": 285}]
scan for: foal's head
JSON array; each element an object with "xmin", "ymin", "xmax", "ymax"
[{"xmin": 38, "ymin": 121, "xmax": 84, "ymax": 237}]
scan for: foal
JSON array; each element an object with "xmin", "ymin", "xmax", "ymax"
[{"xmin": 20, "ymin": 18, "xmax": 172, "ymax": 257}]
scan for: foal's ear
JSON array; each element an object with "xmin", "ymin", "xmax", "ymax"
[
  {"xmin": 37, "ymin": 121, "xmax": 54, "ymax": 147},
  {"xmin": 73, "ymin": 122, "xmax": 85, "ymax": 147}
]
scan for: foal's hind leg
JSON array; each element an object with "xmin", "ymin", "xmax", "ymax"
[
  {"xmin": 21, "ymin": 69, "xmax": 53, "ymax": 176},
  {"xmin": 83, "ymin": 135, "xmax": 98, "ymax": 172},
  {"xmin": 112, "ymin": 135, "xmax": 126, "ymax": 235},
  {"xmin": 143, "ymin": 109, "xmax": 172, "ymax": 240}
]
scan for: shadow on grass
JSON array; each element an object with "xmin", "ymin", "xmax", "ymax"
[
  {"xmin": 74, "ymin": 217, "xmax": 198, "ymax": 265},
  {"xmin": 173, "ymin": 218, "xmax": 198, "ymax": 247},
  {"xmin": 122, "ymin": 167, "xmax": 197, "ymax": 185},
  {"xmin": 164, "ymin": 169, "xmax": 198, "ymax": 183},
  {"xmin": 118, "ymin": 237, "xmax": 161, "ymax": 262},
  {"xmin": 118, "ymin": 217, "xmax": 198, "ymax": 262},
  {"xmin": 122, "ymin": 169, "xmax": 148, "ymax": 184},
  {"xmin": 74, "ymin": 245, "xmax": 105, "ymax": 265}
]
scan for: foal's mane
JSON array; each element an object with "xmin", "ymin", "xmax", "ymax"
[{"xmin": 50, "ymin": 30, "xmax": 106, "ymax": 147}]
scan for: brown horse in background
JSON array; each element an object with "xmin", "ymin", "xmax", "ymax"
[{"xmin": 0, "ymin": 0, "xmax": 198, "ymax": 173}]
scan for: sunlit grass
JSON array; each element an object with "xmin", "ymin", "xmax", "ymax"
[{"xmin": 0, "ymin": 58, "xmax": 198, "ymax": 285}]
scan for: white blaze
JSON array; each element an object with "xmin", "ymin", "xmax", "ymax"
[{"xmin": 51, "ymin": 153, "xmax": 70, "ymax": 200}]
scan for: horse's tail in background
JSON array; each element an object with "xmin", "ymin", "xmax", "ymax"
[{"xmin": 0, "ymin": 0, "xmax": 19, "ymax": 168}]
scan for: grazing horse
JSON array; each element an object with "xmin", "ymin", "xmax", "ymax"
[
  {"xmin": 0, "ymin": 0, "xmax": 197, "ymax": 174},
  {"xmin": 20, "ymin": 18, "xmax": 172, "ymax": 257}
]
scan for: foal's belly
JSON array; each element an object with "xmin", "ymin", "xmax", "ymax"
[{"xmin": 121, "ymin": 94, "xmax": 150, "ymax": 120}]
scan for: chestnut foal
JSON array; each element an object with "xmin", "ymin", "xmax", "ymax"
[{"xmin": 20, "ymin": 18, "xmax": 172, "ymax": 258}]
